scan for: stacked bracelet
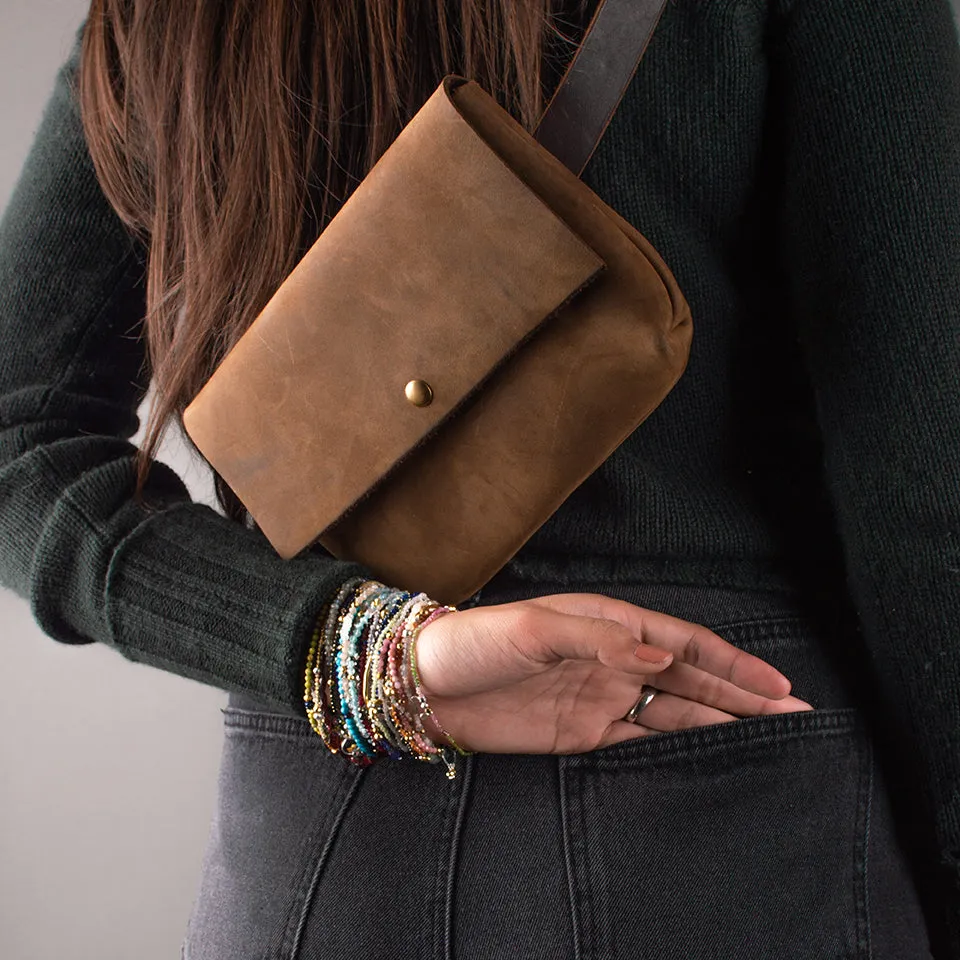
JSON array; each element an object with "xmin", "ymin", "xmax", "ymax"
[{"xmin": 303, "ymin": 578, "xmax": 473, "ymax": 780}]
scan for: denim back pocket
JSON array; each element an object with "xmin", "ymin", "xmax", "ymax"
[
  {"xmin": 557, "ymin": 615, "xmax": 932, "ymax": 960},
  {"xmin": 560, "ymin": 707, "xmax": 870, "ymax": 960}
]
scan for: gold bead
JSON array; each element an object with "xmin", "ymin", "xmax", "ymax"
[{"xmin": 404, "ymin": 379, "xmax": 433, "ymax": 407}]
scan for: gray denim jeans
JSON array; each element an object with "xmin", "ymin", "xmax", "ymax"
[{"xmin": 182, "ymin": 575, "xmax": 933, "ymax": 959}]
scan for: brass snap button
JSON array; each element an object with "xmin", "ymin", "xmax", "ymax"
[{"xmin": 404, "ymin": 379, "xmax": 433, "ymax": 407}]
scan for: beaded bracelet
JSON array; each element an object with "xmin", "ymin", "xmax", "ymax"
[
  {"xmin": 337, "ymin": 583, "xmax": 394, "ymax": 759},
  {"xmin": 391, "ymin": 597, "xmax": 453, "ymax": 764},
  {"xmin": 361, "ymin": 592, "xmax": 408, "ymax": 759},
  {"xmin": 408, "ymin": 605, "xmax": 473, "ymax": 757},
  {"xmin": 384, "ymin": 595, "xmax": 444, "ymax": 761},
  {"xmin": 303, "ymin": 578, "xmax": 471, "ymax": 779},
  {"xmin": 360, "ymin": 588, "xmax": 458, "ymax": 774},
  {"xmin": 303, "ymin": 576, "xmax": 366, "ymax": 755}
]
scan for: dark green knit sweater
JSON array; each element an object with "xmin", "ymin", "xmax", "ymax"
[{"xmin": 2, "ymin": 0, "xmax": 959, "ymax": 951}]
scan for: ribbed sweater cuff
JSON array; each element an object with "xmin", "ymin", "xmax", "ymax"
[{"xmin": 104, "ymin": 500, "xmax": 376, "ymax": 710}]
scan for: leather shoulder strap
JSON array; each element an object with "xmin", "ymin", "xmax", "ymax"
[{"xmin": 534, "ymin": 0, "xmax": 668, "ymax": 176}]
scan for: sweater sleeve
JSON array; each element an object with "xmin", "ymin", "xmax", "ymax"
[
  {"xmin": 774, "ymin": 0, "xmax": 960, "ymax": 949},
  {"xmin": 0, "ymin": 26, "xmax": 378, "ymax": 710}
]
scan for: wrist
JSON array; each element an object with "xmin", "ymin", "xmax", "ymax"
[{"xmin": 303, "ymin": 578, "xmax": 471, "ymax": 776}]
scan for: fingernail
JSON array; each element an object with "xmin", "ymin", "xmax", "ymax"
[{"xmin": 634, "ymin": 644, "xmax": 672, "ymax": 664}]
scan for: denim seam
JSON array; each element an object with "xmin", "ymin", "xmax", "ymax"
[
  {"xmin": 580, "ymin": 708, "xmax": 861, "ymax": 772},
  {"xmin": 708, "ymin": 614, "xmax": 806, "ymax": 632},
  {"xmin": 575, "ymin": 763, "xmax": 595, "ymax": 960},
  {"xmin": 558, "ymin": 757, "xmax": 584, "ymax": 960},
  {"xmin": 285, "ymin": 765, "xmax": 366, "ymax": 960},
  {"xmin": 224, "ymin": 708, "xmax": 312, "ymax": 739},
  {"xmin": 224, "ymin": 726, "xmax": 315, "ymax": 746},
  {"xmin": 564, "ymin": 760, "xmax": 609, "ymax": 960},
  {"xmin": 581, "ymin": 766, "xmax": 613, "ymax": 960},
  {"xmin": 707, "ymin": 615, "xmax": 824, "ymax": 644},
  {"xmin": 430, "ymin": 773, "xmax": 460, "ymax": 960},
  {"xmin": 443, "ymin": 754, "xmax": 476, "ymax": 960},
  {"xmin": 277, "ymin": 763, "xmax": 350, "ymax": 960},
  {"xmin": 588, "ymin": 763, "xmax": 615, "ymax": 960},
  {"xmin": 855, "ymin": 736, "xmax": 875, "ymax": 960}
]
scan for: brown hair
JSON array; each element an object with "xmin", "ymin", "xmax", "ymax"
[{"xmin": 77, "ymin": 0, "xmax": 589, "ymax": 521}]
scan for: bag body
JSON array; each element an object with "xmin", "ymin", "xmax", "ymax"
[{"xmin": 183, "ymin": 78, "xmax": 691, "ymax": 605}]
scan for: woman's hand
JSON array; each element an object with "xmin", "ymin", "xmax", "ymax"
[{"xmin": 414, "ymin": 592, "xmax": 812, "ymax": 754}]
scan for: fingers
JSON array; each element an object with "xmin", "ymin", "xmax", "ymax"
[
  {"xmin": 628, "ymin": 611, "xmax": 792, "ymax": 699},
  {"xmin": 630, "ymin": 690, "xmax": 739, "ymax": 730},
  {"xmin": 628, "ymin": 689, "xmax": 810, "ymax": 733},
  {"xmin": 521, "ymin": 607, "xmax": 674, "ymax": 674},
  {"xmin": 530, "ymin": 593, "xmax": 793, "ymax": 700},
  {"xmin": 651, "ymin": 661, "xmax": 813, "ymax": 717},
  {"xmin": 596, "ymin": 688, "xmax": 814, "ymax": 750},
  {"xmin": 594, "ymin": 695, "xmax": 738, "ymax": 749}
]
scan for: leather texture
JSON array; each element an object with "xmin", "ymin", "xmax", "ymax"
[
  {"xmin": 183, "ymin": 79, "xmax": 604, "ymax": 558},
  {"xmin": 183, "ymin": 4, "xmax": 693, "ymax": 606},
  {"xmin": 535, "ymin": 0, "xmax": 668, "ymax": 174}
]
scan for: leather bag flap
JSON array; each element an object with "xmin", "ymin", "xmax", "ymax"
[{"xmin": 184, "ymin": 79, "xmax": 605, "ymax": 555}]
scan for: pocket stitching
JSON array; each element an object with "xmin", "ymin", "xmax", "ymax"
[
  {"xmin": 223, "ymin": 707, "xmax": 314, "ymax": 742},
  {"xmin": 577, "ymin": 707, "xmax": 862, "ymax": 772}
]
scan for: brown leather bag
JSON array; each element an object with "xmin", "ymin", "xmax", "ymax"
[{"xmin": 183, "ymin": 0, "xmax": 691, "ymax": 607}]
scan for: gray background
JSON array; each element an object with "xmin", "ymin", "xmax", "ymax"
[
  {"xmin": 1, "ymin": 3, "xmax": 224, "ymax": 959},
  {"xmin": 3, "ymin": 2, "xmax": 960, "ymax": 959}
]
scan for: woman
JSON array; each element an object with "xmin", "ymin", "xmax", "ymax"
[{"xmin": 0, "ymin": 0, "xmax": 956, "ymax": 957}]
